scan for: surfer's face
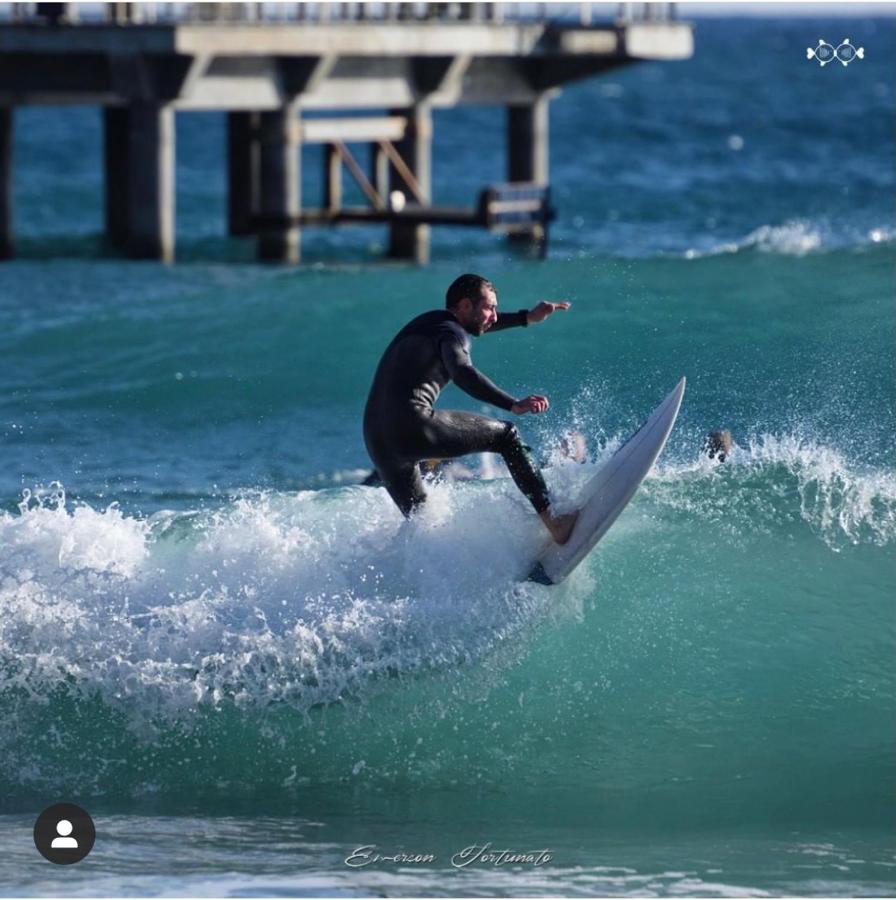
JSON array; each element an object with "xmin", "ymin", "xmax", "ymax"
[{"xmin": 461, "ymin": 290, "xmax": 498, "ymax": 336}]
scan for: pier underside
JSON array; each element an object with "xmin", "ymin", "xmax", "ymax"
[{"xmin": 0, "ymin": 16, "xmax": 693, "ymax": 263}]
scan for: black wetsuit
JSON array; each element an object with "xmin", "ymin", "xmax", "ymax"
[{"xmin": 363, "ymin": 308, "xmax": 551, "ymax": 517}]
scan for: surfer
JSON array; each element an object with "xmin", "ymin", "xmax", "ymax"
[{"xmin": 363, "ymin": 273, "xmax": 578, "ymax": 544}]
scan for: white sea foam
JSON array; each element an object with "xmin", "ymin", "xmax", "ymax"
[
  {"xmin": 0, "ymin": 478, "xmax": 582, "ymax": 727},
  {"xmin": 682, "ymin": 219, "xmax": 895, "ymax": 259},
  {"xmin": 683, "ymin": 220, "xmax": 822, "ymax": 259},
  {"xmin": 647, "ymin": 433, "xmax": 896, "ymax": 550},
  {"xmin": 867, "ymin": 225, "xmax": 896, "ymax": 245},
  {"xmin": 744, "ymin": 434, "xmax": 896, "ymax": 547},
  {"xmin": 2, "ymin": 434, "xmax": 892, "ymax": 795}
]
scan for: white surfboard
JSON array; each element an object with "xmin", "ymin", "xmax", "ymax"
[{"xmin": 530, "ymin": 377, "xmax": 686, "ymax": 585}]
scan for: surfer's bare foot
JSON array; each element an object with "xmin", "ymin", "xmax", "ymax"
[{"xmin": 540, "ymin": 510, "xmax": 579, "ymax": 545}]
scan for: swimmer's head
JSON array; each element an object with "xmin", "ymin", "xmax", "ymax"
[
  {"xmin": 703, "ymin": 429, "xmax": 733, "ymax": 463},
  {"xmin": 559, "ymin": 430, "xmax": 587, "ymax": 463},
  {"xmin": 446, "ymin": 273, "xmax": 498, "ymax": 336}
]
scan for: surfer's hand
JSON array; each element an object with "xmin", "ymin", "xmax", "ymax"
[
  {"xmin": 512, "ymin": 395, "xmax": 549, "ymax": 415},
  {"xmin": 527, "ymin": 300, "xmax": 571, "ymax": 324}
]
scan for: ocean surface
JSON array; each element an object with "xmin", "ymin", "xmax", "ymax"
[{"xmin": 1, "ymin": 13, "xmax": 894, "ymax": 898}]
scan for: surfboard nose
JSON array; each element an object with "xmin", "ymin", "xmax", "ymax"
[{"xmin": 531, "ymin": 377, "xmax": 687, "ymax": 585}]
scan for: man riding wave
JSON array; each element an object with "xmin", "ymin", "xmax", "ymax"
[{"xmin": 363, "ymin": 273, "xmax": 578, "ymax": 544}]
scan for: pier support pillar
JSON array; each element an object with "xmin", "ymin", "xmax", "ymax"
[
  {"xmin": 323, "ymin": 142, "xmax": 341, "ymax": 212},
  {"xmin": 507, "ymin": 95, "xmax": 549, "ymax": 249},
  {"xmin": 370, "ymin": 141, "xmax": 389, "ymax": 205},
  {"xmin": 257, "ymin": 105, "xmax": 300, "ymax": 264},
  {"xmin": 227, "ymin": 111, "xmax": 259, "ymax": 236},
  {"xmin": 126, "ymin": 102, "xmax": 175, "ymax": 262},
  {"xmin": 0, "ymin": 107, "xmax": 12, "ymax": 260},
  {"xmin": 388, "ymin": 104, "xmax": 431, "ymax": 264},
  {"xmin": 103, "ymin": 106, "xmax": 130, "ymax": 250}
]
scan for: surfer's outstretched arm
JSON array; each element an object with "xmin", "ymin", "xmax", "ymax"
[
  {"xmin": 489, "ymin": 301, "xmax": 571, "ymax": 333},
  {"xmin": 526, "ymin": 300, "xmax": 571, "ymax": 324}
]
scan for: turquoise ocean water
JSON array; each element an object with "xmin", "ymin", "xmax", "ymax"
[{"xmin": 1, "ymin": 14, "xmax": 894, "ymax": 897}]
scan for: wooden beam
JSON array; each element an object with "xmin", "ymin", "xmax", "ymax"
[
  {"xmin": 332, "ymin": 141, "xmax": 385, "ymax": 210},
  {"xmin": 252, "ymin": 206, "xmax": 483, "ymax": 227},
  {"xmin": 378, "ymin": 138, "xmax": 425, "ymax": 204},
  {"xmin": 301, "ymin": 115, "xmax": 406, "ymax": 144}
]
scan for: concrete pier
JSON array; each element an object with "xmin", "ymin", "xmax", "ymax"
[
  {"xmin": 387, "ymin": 104, "xmax": 432, "ymax": 264},
  {"xmin": 257, "ymin": 105, "xmax": 300, "ymax": 264},
  {"xmin": 0, "ymin": 2, "xmax": 693, "ymax": 264},
  {"xmin": 103, "ymin": 106, "xmax": 129, "ymax": 249},
  {"xmin": 0, "ymin": 106, "xmax": 11, "ymax": 260},
  {"xmin": 126, "ymin": 102, "xmax": 175, "ymax": 261},
  {"xmin": 227, "ymin": 111, "xmax": 259, "ymax": 237},
  {"xmin": 370, "ymin": 142, "xmax": 390, "ymax": 211},
  {"xmin": 323, "ymin": 142, "xmax": 342, "ymax": 214},
  {"xmin": 507, "ymin": 96, "xmax": 550, "ymax": 250}
]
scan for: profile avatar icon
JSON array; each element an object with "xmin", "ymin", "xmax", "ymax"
[
  {"xmin": 33, "ymin": 802, "xmax": 95, "ymax": 864},
  {"xmin": 51, "ymin": 819, "xmax": 78, "ymax": 849}
]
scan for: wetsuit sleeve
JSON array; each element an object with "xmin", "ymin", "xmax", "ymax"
[
  {"xmin": 440, "ymin": 335, "xmax": 517, "ymax": 411},
  {"xmin": 489, "ymin": 309, "xmax": 530, "ymax": 332}
]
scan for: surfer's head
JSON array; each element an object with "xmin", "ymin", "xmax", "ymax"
[
  {"xmin": 559, "ymin": 430, "xmax": 588, "ymax": 464},
  {"xmin": 446, "ymin": 273, "xmax": 498, "ymax": 336},
  {"xmin": 703, "ymin": 430, "xmax": 733, "ymax": 463}
]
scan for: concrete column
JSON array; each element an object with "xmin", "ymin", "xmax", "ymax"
[
  {"xmin": 106, "ymin": 3, "xmax": 132, "ymax": 23},
  {"xmin": 257, "ymin": 105, "xmax": 300, "ymax": 263},
  {"xmin": 103, "ymin": 106, "xmax": 130, "ymax": 250},
  {"xmin": 126, "ymin": 102, "xmax": 175, "ymax": 262},
  {"xmin": 370, "ymin": 142, "xmax": 389, "ymax": 205},
  {"xmin": 227, "ymin": 111, "xmax": 259, "ymax": 236},
  {"xmin": 323, "ymin": 142, "xmax": 341, "ymax": 212},
  {"xmin": 36, "ymin": 3, "xmax": 66, "ymax": 24},
  {"xmin": 507, "ymin": 95, "xmax": 549, "ymax": 247},
  {"xmin": 387, "ymin": 104, "xmax": 431, "ymax": 264},
  {"xmin": 507, "ymin": 95, "xmax": 549, "ymax": 185},
  {"xmin": 0, "ymin": 107, "xmax": 12, "ymax": 260}
]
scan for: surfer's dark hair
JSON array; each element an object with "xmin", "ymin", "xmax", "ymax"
[{"xmin": 445, "ymin": 274, "xmax": 495, "ymax": 309}]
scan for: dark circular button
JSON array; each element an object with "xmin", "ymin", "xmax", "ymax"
[{"xmin": 33, "ymin": 803, "xmax": 95, "ymax": 865}]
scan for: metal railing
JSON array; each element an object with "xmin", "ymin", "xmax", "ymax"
[{"xmin": 1, "ymin": 2, "xmax": 676, "ymax": 25}]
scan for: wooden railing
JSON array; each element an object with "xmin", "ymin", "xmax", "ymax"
[{"xmin": 2, "ymin": 2, "xmax": 677, "ymax": 26}]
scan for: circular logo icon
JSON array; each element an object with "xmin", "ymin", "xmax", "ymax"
[
  {"xmin": 836, "ymin": 41, "xmax": 857, "ymax": 64},
  {"xmin": 815, "ymin": 41, "xmax": 835, "ymax": 63},
  {"xmin": 33, "ymin": 803, "xmax": 95, "ymax": 864}
]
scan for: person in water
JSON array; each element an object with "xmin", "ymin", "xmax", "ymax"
[
  {"xmin": 703, "ymin": 429, "xmax": 733, "ymax": 463},
  {"xmin": 363, "ymin": 273, "xmax": 578, "ymax": 544}
]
